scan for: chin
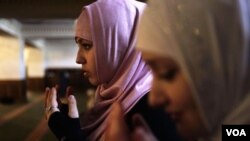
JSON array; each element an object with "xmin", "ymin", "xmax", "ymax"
[
  {"xmin": 177, "ymin": 121, "xmax": 205, "ymax": 140},
  {"xmin": 179, "ymin": 129, "xmax": 197, "ymax": 140},
  {"xmin": 89, "ymin": 78, "xmax": 99, "ymax": 86}
]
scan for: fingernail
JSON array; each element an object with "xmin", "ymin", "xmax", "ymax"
[{"xmin": 68, "ymin": 95, "xmax": 74, "ymax": 101}]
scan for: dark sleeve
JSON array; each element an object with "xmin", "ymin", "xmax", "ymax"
[
  {"xmin": 48, "ymin": 112, "xmax": 86, "ymax": 141},
  {"xmin": 125, "ymin": 94, "xmax": 183, "ymax": 141}
]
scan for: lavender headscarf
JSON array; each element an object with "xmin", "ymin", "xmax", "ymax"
[
  {"xmin": 75, "ymin": 0, "xmax": 152, "ymax": 140},
  {"xmin": 137, "ymin": 0, "xmax": 250, "ymax": 140}
]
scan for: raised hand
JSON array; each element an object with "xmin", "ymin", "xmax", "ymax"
[
  {"xmin": 44, "ymin": 86, "xmax": 79, "ymax": 120},
  {"xmin": 131, "ymin": 114, "xmax": 158, "ymax": 141},
  {"xmin": 44, "ymin": 87, "xmax": 60, "ymax": 120},
  {"xmin": 104, "ymin": 102, "xmax": 158, "ymax": 141},
  {"xmin": 104, "ymin": 102, "xmax": 130, "ymax": 141},
  {"xmin": 45, "ymin": 86, "xmax": 82, "ymax": 141}
]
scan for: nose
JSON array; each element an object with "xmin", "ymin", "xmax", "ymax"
[
  {"xmin": 149, "ymin": 78, "xmax": 169, "ymax": 107},
  {"xmin": 76, "ymin": 49, "xmax": 86, "ymax": 64}
]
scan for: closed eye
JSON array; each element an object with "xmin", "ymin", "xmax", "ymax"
[{"xmin": 158, "ymin": 68, "xmax": 178, "ymax": 82}]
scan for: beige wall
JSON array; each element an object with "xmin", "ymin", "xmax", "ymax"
[
  {"xmin": 25, "ymin": 46, "xmax": 44, "ymax": 77},
  {"xmin": 0, "ymin": 35, "xmax": 23, "ymax": 80}
]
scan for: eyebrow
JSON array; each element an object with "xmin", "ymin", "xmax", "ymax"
[
  {"xmin": 145, "ymin": 60, "xmax": 154, "ymax": 67},
  {"xmin": 146, "ymin": 57, "xmax": 179, "ymax": 71},
  {"xmin": 75, "ymin": 37, "xmax": 93, "ymax": 44},
  {"xmin": 143, "ymin": 59, "xmax": 157, "ymax": 71}
]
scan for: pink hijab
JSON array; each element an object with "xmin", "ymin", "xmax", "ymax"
[{"xmin": 75, "ymin": 0, "xmax": 152, "ymax": 140}]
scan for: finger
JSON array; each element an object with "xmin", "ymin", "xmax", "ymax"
[
  {"xmin": 132, "ymin": 114, "xmax": 158, "ymax": 141},
  {"xmin": 45, "ymin": 87, "xmax": 59, "ymax": 120},
  {"xmin": 44, "ymin": 87, "xmax": 50, "ymax": 108},
  {"xmin": 68, "ymin": 95, "xmax": 79, "ymax": 118},
  {"xmin": 132, "ymin": 127, "xmax": 157, "ymax": 141},
  {"xmin": 132, "ymin": 127, "xmax": 147, "ymax": 141},
  {"xmin": 47, "ymin": 88, "xmax": 52, "ymax": 108},
  {"xmin": 55, "ymin": 84, "xmax": 62, "ymax": 107},
  {"xmin": 55, "ymin": 84, "xmax": 62, "ymax": 105},
  {"xmin": 51, "ymin": 87, "xmax": 58, "ymax": 107},
  {"xmin": 132, "ymin": 114, "xmax": 152, "ymax": 133},
  {"xmin": 45, "ymin": 88, "xmax": 53, "ymax": 120},
  {"xmin": 66, "ymin": 86, "xmax": 73, "ymax": 97},
  {"xmin": 55, "ymin": 84, "xmax": 59, "ymax": 91},
  {"xmin": 104, "ymin": 102, "xmax": 129, "ymax": 141}
]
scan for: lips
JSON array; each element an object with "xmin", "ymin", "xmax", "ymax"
[
  {"xmin": 82, "ymin": 70, "xmax": 90, "ymax": 78},
  {"xmin": 167, "ymin": 111, "xmax": 181, "ymax": 123},
  {"xmin": 170, "ymin": 114, "xmax": 178, "ymax": 122}
]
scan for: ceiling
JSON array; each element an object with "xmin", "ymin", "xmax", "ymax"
[
  {"xmin": 0, "ymin": 0, "xmax": 96, "ymax": 41},
  {"xmin": 0, "ymin": 0, "xmax": 95, "ymax": 19},
  {"xmin": 0, "ymin": 0, "xmax": 146, "ymax": 42},
  {"xmin": 0, "ymin": 0, "xmax": 146, "ymax": 20}
]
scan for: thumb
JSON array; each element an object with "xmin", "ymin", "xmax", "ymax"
[
  {"xmin": 68, "ymin": 95, "xmax": 79, "ymax": 118},
  {"xmin": 132, "ymin": 114, "xmax": 152, "ymax": 133},
  {"xmin": 132, "ymin": 114, "xmax": 158, "ymax": 141}
]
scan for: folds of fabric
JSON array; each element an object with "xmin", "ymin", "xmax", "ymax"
[
  {"xmin": 75, "ymin": 0, "xmax": 152, "ymax": 140},
  {"xmin": 137, "ymin": 0, "xmax": 250, "ymax": 140}
]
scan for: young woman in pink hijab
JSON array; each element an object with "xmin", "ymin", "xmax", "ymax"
[{"xmin": 44, "ymin": 0, "xmax": 182, "ymax": 141}]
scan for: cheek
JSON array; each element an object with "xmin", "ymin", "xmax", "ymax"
[
  {"xmin": 164, "ymin": 74, "xmax": 193, "ymax": 108},
  {"xmin": 90, "ymin": 66, "xmax": 99, "ymax": 85},
  {"xmin": 89, "ymin": 50, "xmax": 99, "ymax": 85},
  {"xmin": 88, "ymin": 59, "xmax": 99, "ymax": 85},
  {"xmin": 170, "ymin": 74, "xmax": 205, "ymax": 138},
  {"xmin": 89, "ymin": 77, "xmax": 99, "ymax": 85},
  {"xmin": 177, "ymin": 110, "xmax": 204, "ymax": 139}
]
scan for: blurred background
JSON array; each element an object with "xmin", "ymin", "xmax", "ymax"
[{"xmin": 0, "ymin": 0, "xmax": 97, "ymax": 140}]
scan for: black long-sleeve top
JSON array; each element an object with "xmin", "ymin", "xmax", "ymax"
[{"xmin": 48, "ymin": 93, "xmax": 182, "ymax": 141}]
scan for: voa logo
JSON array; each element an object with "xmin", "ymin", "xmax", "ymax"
[{"xmin": 226, "ymin": 129, "xmax": 246, "ymax": 136}]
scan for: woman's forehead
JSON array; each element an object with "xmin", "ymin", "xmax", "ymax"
[{"xmin": 141, "ymin": 50, "xmax": 177, "ymax": 67}]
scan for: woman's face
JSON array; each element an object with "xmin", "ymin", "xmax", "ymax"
[
  {"xmin": 75, "ymin": 37, "xmax": 99, "ymax": 85},
  {"xmin": 142, "ymin": 51, "xmax": 206, "ymax": 139}
]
